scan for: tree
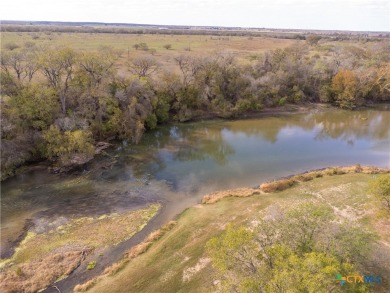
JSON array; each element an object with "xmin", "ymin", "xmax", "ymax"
[
  {"xmin": 306, "ymin": 35, "xmax": 321, "ymax": 46},
  {"xmin": 207, "ymin": 203, "xmax": 372, "ymax": 292},
  {"xmin": 8, "ymin": 85, "xmax": 59, "ymax": 130},
  {"xmin": 1, "ymin": 50, "xmax": 39, "ymax": 83},
  {"xmin": 79, "ymin": 50, "xmax": 116, "ymax": 88},
  {"xmin": 129, "ymin": 57, "xmax": 159, "ymax": 78},
  {"xmin": 38, "ymin": 47, "xmax": 78, "ymax": 114},
  {"xmin": 331, "ymin": 70, "xmax": 361, "ymax": 109},
  {"xmin": 113, "ymin": 79, "xmax": 157, "ymax": 143},
  {"xmin": 369, "ymin": 174, "xmax": 390, "ymax": 211}
]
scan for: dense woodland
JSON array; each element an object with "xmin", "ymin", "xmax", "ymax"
[{"xmin": 1, "ymin": 37, "xmax": 389, "ymax": 179}]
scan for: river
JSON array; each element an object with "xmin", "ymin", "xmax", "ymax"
[{"xmin": 1, "ymin": 105, "xmax": 390, "ymax": 260}]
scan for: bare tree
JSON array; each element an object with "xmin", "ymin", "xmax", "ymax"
[
  {"xmin": 1, "ymin": 50, "xmax": 39, "ymax": 82},
  {"xmin": 38, "ymin": 48, "xmax": 77, "ymax": 114},
  {"xmin": 79, "ymin": 50, "xmax": 116, "ymax": 87},
  {"xmin": 129, "ymin": 57, "xmax": 159, "ymax": 78},
  {"xmin": 174, "ymin": 55, "xmax": 204, "ymax": 86}
]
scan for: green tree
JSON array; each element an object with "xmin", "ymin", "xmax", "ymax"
[
  {"xmin": 207, "ymin": 203, "xmax": 372, "ymax": 292},
  {"xmin": 42, "ymin": 126, "xmax": 95, "ymax": 166},
  {"xmin": 9, "ymin": 85, "xmax": 59, "ymax": 130}
]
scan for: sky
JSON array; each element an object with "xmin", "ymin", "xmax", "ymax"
[{"xmin": 1, "ymin": 0, "xmax": 389, "ymax": 32}]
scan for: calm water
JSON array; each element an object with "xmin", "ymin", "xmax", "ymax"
[{"xmin": 1, "ymin": 105, "xmax": 390, "ymax": 257}]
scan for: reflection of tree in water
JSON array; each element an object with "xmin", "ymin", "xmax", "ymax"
[
  {"xmin": 122, "ymin": 123, "xmax": 235, "ymax": 177},
  {"xmin": 223, "ymin": 107, "xmax": 390, "ymax": 144},
  {"xmin": 115, "ymin": 106, "xmax": 389, "ymax": 177},
  {"xmin": 173, "ymin": 126, "xmax": 234, "ymax": 165},
  {"xmin": 310, "ymin": 109, "xmax": 390, "ymax": 142}
]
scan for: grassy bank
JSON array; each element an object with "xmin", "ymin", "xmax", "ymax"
[
  {"xmin": 0, "ymin": 204, "xmax": 160, "ymax": 293},
  {"xmin": 78, "ymin": 168, "xmax": 389, "ymax": 293}
]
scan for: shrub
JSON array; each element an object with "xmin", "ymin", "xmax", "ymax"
[
  {"xmin": 42, "ymin": 126, "xmax": 95, "ymax": 166},
  {"xmin": 369, "ymin": 174, "xmax": 390, "ymax": 211},
  {"xmin": 277, "ymin": 97, "xmax": 287, "ymax": 106},
  {"xmin": 260, "ymin": 178, "xmax": 296, "ymax": 193},
  {"xmin": 87, "ymin": 261, "xmax": 96, "ymax": 270},
  {"xmin": 145, "ymin": 113, "xmax": 157, "ymax": 129},
  {"xmin": 4, "ymin": 42, "xmax": 20, "ymax": 50}
]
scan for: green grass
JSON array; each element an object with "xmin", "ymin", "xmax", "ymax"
[{"xmin": 87, "ymin": 173, "xmax": 389, "ymax": 293}]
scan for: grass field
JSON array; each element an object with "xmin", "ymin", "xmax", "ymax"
[
  {"xmin": 1, "ymin": 31, "xmax": 297, "ymax": 54},
  {"xmin": 1, "ymin": 31, "xmax": 299, "ymax": 74},
  {"xmin": 83, "ymin": 173, "xmax": 389, "ymax": 293}
]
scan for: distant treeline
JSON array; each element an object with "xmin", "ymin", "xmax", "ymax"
[
  {"xmin": 2, "ymin": 24, "xmax": 389, "ymax": 41},
  {"xmin": 1, "ymin": 41, "xmax": 389, "ymax": 179}
]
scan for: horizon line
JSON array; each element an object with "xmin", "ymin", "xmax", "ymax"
[{"xmin": 1, "ymin": 19, "xmax": 389, "ymax": 34}]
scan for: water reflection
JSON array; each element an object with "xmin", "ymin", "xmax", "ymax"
[
  {"xmin": 100, "ymin": 105, "xmax": 389, "ymax": 200},
  {"xmin": 1, "ymin": 105, "xmax": 389, "ymax": 257}
]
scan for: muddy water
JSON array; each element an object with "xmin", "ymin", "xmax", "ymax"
[{"xmin": 1, "ymin": 105, "xmax": 390, "ymax": 259}]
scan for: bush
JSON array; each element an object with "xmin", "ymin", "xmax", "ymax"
[
  {"xmin": 277, "ymin": 97, "xmax": 287, "ymax": 106},
  {"xmin": 145, "ymin": 113, "xmax": 157, "ymax": 129},
  {"xmin": 42, "ymin": 126, "xmax": 95, "ymax": 166},
  {"xmin": 4, "ymin": 42, "xmax": 20, "ymax": 51},
  {"xmin": 87, "ymin": 261, "xmax": 96, "ymax": 270},
  {"xmin": 369, "ymin": 174, "xmax": 390, "ymax": 211}
]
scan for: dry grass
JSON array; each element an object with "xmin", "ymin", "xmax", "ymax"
[
  {"xmin": 1, "ymin": 32, "xmax": 296, "ymax": 74},
  {"xmin": 259, "ymin": 165, "xmax": 389, "ymax": 193},
  {"xmin": 0, "ymin": 250, "xmax": 89, "ymax": 293},
  {"xmin": 73, "ymin": 278, "xmax": 98, "ymax": 293},
  {"xmin": 202, "ymin": 165, "xmax": 390, "ymax": 199},
  {"xmin": 74, "ymin": 220, "xmax": 177, "ymax": 292},
  {"xmin": 202, "ymin": 188, "xmax": 261, "ymax": 204},
  {"xmin": 260, "ymin": 178, "xmax": 296, "ymax": 193}
]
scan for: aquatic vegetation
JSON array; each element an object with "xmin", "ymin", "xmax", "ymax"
[{"xmin": 87, "ymin": 261, "xmax": 96, "ymax": 270}]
